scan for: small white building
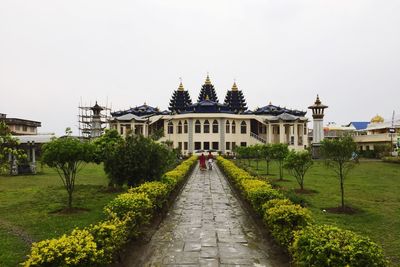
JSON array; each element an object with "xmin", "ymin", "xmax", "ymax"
[{"xmin": 110, "ymin": 76, "xmax": 310, "ymax": 155}]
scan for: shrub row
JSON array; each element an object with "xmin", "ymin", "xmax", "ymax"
[
  {"xmin": 382, "ymin": 156, "xmax": 400, "ymax": 164},
  {"xmin": 23, "ymin": 155, "xmax": 197, "ymax": 267},
  {"xmin": 216, "ymin": 156, "xmax": 388, "ymax": 267}
]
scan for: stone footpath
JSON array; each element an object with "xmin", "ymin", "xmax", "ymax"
[{"xmin": 124, "ymin": 164, "xmax": 288, "ymax": 267}]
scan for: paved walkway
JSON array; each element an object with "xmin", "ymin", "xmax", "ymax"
[{"xmin": 125, "ymin": 164, "xmax": 287, "ymax": 267}]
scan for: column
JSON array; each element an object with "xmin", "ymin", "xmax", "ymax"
[
  {"xmin": 279, "ymin": 123, "xmax": 285, "ymax": 144},
  {"xmin": 220, "ymin": 119, "xmax": 225, "ymax": 154},
  {"xmin": 188, "ymin": 119, "xmax": 193, "ymax": 154},
  {"xmin": 294, "ymin": 123, "xmax": 298, "ymax": 148},
  {"xmin": 267, "ymin": 123, "xmax": 272, "ymax": 144},
  {"xmin": 31, "ymin": 143, "xmax": 37, "ymax": 174}
]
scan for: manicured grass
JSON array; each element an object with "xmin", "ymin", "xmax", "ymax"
[
  {"xmin": 239, "ymin": 159, "xmax": 400, "ymax": 266},
  {"xmin": 0, "ymin": 164, "xmax": 119, "ymax": 267}
]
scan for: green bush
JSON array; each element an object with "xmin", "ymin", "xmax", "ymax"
[
  {"xmin": 23, "ymin": 229, "xmax": 103, "ymax": 267},
  {"xmin": 263, "ymin": 199, "xmax": 312, "ymax": 248},
  {"xmin": 240, "ymin": 179, "xmax": 284, "ymax": 215},
  {"xmin": 129, "ymin": 181, "xmax": 169, "ymax": 208},
  {"xmin": 291, "ymin": 224, "xmax": 388, "ymax": 267}
]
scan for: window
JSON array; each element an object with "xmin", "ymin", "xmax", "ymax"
[
  {"xmin": 290, "ymin": 136, "xmax": 294, "ymax": 145},
  {"xmin": 195, "ymin": 142, "xmax": 201, "ymax": 150},
  {"xmin": 241, "ymin": 121, "xmax": 247, "ymax": 134},
  {"xmin": 226, "ymin": 121, "xmax": 230, "ymax": 133},
  {"xmin": 212, "ymin": 142, "xmax": 219, "ymax": 150},
  {"xmin": 177, "ymin": 121, "xmax": 182, "ymax": 134},
  {"xmin": 120, "ymin": 126, "xmax": 124, "ymax": 135},
  {"xmin": 23, "ymin": 126, "xmax": 28, "ymax": 132},
  {"xmin": 366, "ymin": 145, "xmax": 370, "ymax": 151},
  {"xmin": 167, "ymin": 121, "xmax": 174, "ymax": 134},
  {"xmin": 203, "ymin": 120, "xmax": 210, "ymax": 133},
  {"xmin": 304, "ymin": 125, "xmax": 307, "ymax": 135},
  {"xmin": 195, "ymin": 120, "xmax": 201, "ymax": 133},
  {"xmin": 184, "ymin": 142, "xmax": 188, "ymax": 150},
  {"xmin": 232, "ymin": 121, "xmax": 236, "ymax": 134},
  {"xmin": 240, "ymin": 142, "xmax": 247, "ymax": 147},
  {"xmin": 226, "ymin": 142, "xmax": 231, "ymax": 150},
  {"xmin": 232, "ymin": 142, "xmax": 237, "ymax": 150},
  {"xmin": 212, "ymin": 120, "xmax": 218, "ymax": 133},
  {"xmin": 184, "ymin": 120, "xmax": 188, "ymax": 133},
  {"xmin": 178, "ymin": 142, "xmax": 182, "ymax": 150},
  {"xmin": 203, "ymin": 142, "xmax": 210, "ymax": 150},
  {"xmin": 30, "ymin": 127, "xmax": 35, "ymax": 132},
  {"xmin": 15, "ymin": 125, "xmax": 21, "ymax": 131}
]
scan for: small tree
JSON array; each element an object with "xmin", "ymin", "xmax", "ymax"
[
  {"xmin": 41, "ymin": 133, "xmax": 95, "ymax": 210},
  {"xmin": 252, "ymin": 145, "xmax": 263, "ymax": 170},
  {"xmin": 0, "ymin": 121, "xmax": 26, "ymax": 175},
  {"xmin": 261, "ymin": 144, "xmax": 273, "ymax": 175},
  {"xmin": 284, "ymin": 150, "xmax": 313, "ymax": 190},
  {"xmin": 272, "ymin": 143, "xmax": 289, "ymax": 180},
  {"xmin": 320, "ymin": 136, "xmax": 358, "ymax": 210}
]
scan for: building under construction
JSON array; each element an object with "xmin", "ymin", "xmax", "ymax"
[{"xmin": 78, "ymin": 101, "xmax": 111, "ymax": 139}]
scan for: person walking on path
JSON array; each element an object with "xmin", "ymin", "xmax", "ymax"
[
  {"xmin": 207, "ymin": 151, "xmax": 214, "ymax": 170},
  {"xmin": 199, "ymin": 153, "xmax": 206, "ymax": 170}
]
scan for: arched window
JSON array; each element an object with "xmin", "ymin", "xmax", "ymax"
[
  {"xmin": 184, "ymin": 120, "xmax": 188, "ymax": 133},
  {"xmin": 203, "ymin": 120, "xmax": 210, "ymax": 133},
  {"xmin": 241, "ymin": 121, "xmax": 247, "ymax": 134},
  {"xmin": 195, "ymin": 120, "xmax": 201, "ymax": 133},
  {"xmin": 225, "ymin": 120, "xmax": 230, "ymax": 133},
  {"xmin": 232, "ymin": 121, "xmax": 236, "ymax": 134},
  {"xmin": 167, "ymin": 121, "xmax": 174, "ymax": 134},
  {"xmin": 177, "ymin": 121, "xmax": 182, "ymax": 134},
  {"xmin": 212, "ymin": 120, "xmax": 219, "ymax": 133}
]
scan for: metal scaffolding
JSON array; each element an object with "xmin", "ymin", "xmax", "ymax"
[{"xmin": 78, "ymin": 99, "xmax": 111, "ymax": 139}]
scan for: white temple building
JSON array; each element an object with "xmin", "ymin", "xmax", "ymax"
[{"xmin": 110, "ymin": 76, "xmax": 311, "ymax": 155}]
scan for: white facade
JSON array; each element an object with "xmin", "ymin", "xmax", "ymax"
[{"xmin": 110, "ymin": 112, "xmax": 308, "ymax": 155}]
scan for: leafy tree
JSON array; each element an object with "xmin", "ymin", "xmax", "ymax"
[
  {"xmin": 0, "ymin": 121, "xmax": 26, "ymax": 175},
  {"xmin": 41, "ymin": 132, "xmax": 95, "ymax": 210},
  {"xmin": 320, "ymin": 136, "xmax": 358, "ymax": 210},
  {"xmin": 261, "ymin": 144, "xmax": 273, "ymax": 175},
  {"xmin": 92, "ymin": 129, "xmax": 124, "ymax": 187},
  {"xmin": 104, "ymin": 135, "xmax": 175, "ymax": 187},
  {"xmin": 284, "ymin": 150, "xmax": 313, "ymax": 190},
  {"xmin": 271, "ymin": 143, "xmax": 289, "ymax": 180}
]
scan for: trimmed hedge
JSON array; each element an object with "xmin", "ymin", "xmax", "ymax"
[
  {"xmin": 23, "ymin": 156, "xmax": 197, "ymax": 267},
  {"xmin": 216, "ymin": 156, "xmax": 388, "ymax": 267},
  {"xmin": 291, "ymin": 225, "xmax": 388, "ymax": 267}
]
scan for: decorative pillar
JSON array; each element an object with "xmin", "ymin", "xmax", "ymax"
[
  {"xmin": 294, "ymin": 123, "xmax": 298, "ymax": 148},
  {"xmin": 308, "ymin": 95, "xmax": 328, "ymax": 157},
  {"xmin": 268, "ymin": 123, "xmax": 273, "ymax": 144}
]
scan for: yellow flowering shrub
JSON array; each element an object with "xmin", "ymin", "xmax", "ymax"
[
  {"xmin": 23, "ymin": 229, "xmax": 103, "ymax": 267},
  {"xmin": 128, "ymin": 181, "xmax": 169, "ymax": 209}
]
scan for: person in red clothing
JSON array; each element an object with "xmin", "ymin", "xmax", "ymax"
[{"xmin": 199, "ymin": 153, "xmax": 206, "ymax": 170}]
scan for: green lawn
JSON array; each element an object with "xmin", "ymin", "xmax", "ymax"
[
  {"xmin": 239, "ymin": 159, "xmax": 400, "ymax": 266},
  {"xmin": 0, "ymin": 164, "xmax": 119, "ymax": 267}
]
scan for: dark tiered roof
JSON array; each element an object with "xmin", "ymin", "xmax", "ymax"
[
  {"xmin": 185, "ymin": 99, "xmax": 231, "ymax": 113},
  {"xmin": 254, "ymin": 104, "xmax": 306, "ymax": 116},
  {"xmin": 224, "ymin": 82, "xmax": 247, "ymax": 113},
  {"xmin": 197, "ymin": 75, "xmax": 218, "ymax": 103},
  {"xmin": 111, "ymin": 104, "xmax": 161, "ymax": 117},
  {"xmin": 169, "ymin": 82, "xmax": 192, "ymax": 114}
]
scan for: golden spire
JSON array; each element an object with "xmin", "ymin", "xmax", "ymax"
[
  {"xmin": 232, "ymin": 80, "xmax": 238, "ymax": 91},
  {"xmin": 371, "ymin": 114, "xmax": 384, "ymax": 123},
  {"xmin": 178, "ymin": 77, "xmax": 184, "ymax": 91},
  {"xmin": 205, "ymin": 95, "xmax": 210, "ymax": 100},
  {"xmin": 205, "ymin": 73, "xmax": 211, "ymax": 85}
]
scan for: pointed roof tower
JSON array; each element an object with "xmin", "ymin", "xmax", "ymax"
[
  {"xmin": 224, "ymin": 81, "xmax": 247, "ymax": 113},
  {"xmin": 197, "ymin": 74, "xmax": 219, "ymax": 103},
  {"xmin": 169, "ymin": 80, "xmax": 192, "ymax": 114}
]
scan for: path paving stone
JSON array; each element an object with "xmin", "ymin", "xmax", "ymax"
[{"xmin": 125, "ymin": 164, "xmax": 288, "ymax": 267}]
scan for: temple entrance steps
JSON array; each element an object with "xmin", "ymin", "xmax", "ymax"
[{"xmin": 250, "ymin": 132, "xmax": 267, "ymax": 144}]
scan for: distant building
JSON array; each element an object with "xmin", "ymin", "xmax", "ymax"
[
  {"xmin": 353, "ymin": 115, "xmax": 399, "ymax": 151},
  {"xmin": 110, "ymin": 75, "xmax": 310, "ymax": 155},
  {"xmin": 0, "ymin": 113, "xmax": 41, "ymax": 135}
]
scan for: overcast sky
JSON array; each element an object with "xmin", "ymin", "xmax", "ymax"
[{"xmin": 1, "ymin": 0, "xmax": 399, "ymax": 135}]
